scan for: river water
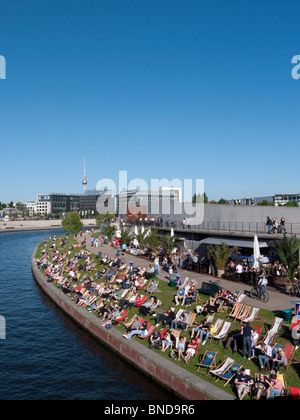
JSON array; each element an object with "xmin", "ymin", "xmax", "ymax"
[{"xmin": 0, "ymin": 230, "xmax": 173, "ymax": 400}]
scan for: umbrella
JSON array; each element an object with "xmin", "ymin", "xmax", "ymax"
[
  {"xmin": 171, "ymin": 228, "xmax": 174, "ymax": 237},
  {"xmin": 253, "ymin": 234, "xmax": 261, "ymax": 269},
  {"xmin": 133, "ymin": 225, "xmax": 139, "ymax": 246}
]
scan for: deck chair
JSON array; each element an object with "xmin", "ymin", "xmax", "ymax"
[
  {"xmin": 289, "ymin": 387, "xmax": 300, "ymax": 400},
  {"xmin": 112, "ymin": 309, "xmax": 129, "ymax": 325},
  {"xmin": 211, "ymin": 321, "xmax": 231, "ymax": 344},
  {"xmin": 241, "ymin": 307, "xmax": 261, "ymax": 324},
  {"xmin": 276, "ymin": 373, "xmax": 287, "ymax": 397},
  {"xmin": 283, "ymin": 344, "xmax": 300, "ymax": 372},
  {"xmin": 209, "ymin": 356, "xmax": 235, "ymax": 379},
  {"xmin": 211, "ymin": 319, "xmax": 224, "ymax": 337},
  {"xmin": 227, "ymin": 302, "xmax": 243, "ymax": 320},
  {"xmin": 235, "ymin": 305, "xmax": 252, "ymax": 322},
  {"xmin": 259, "ymin": 317, "xmax": 283, "ymax": 346},
  {"xmin": 147, "ymin": 279, "xmax": 159, "ymax": 293},
  {"xmin": 213, "ymin": 361, "xmax": 242, "ymax": 386},
  {"xmin": 138, "ymin": 324, "xmax": 155, "ymax": 339},
  {"xmin": 197, "ymin": 351, "xmax": 217, "ymax": 375}
]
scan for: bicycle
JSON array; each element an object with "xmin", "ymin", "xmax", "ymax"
[{"xmin": 250, "ymin": 285, "xmax": 269, "ymax": 303}]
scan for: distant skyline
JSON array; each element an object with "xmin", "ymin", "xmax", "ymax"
[{"xmin": 1, "ymin": 1, "xmax": 300, "ymax": 203}]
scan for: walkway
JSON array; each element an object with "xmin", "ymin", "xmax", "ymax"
[{"xmin": 81, "ymin": 231, "xmax": 294, "ymax": 313}]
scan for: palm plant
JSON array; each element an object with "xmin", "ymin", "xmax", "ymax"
[
  {"xmin": 208, "ymin": 242, "xmax": 238, "ymax": 277},
  {"xmin": 275, "ymin": 234, "xmax": 300, "ymax": 282},
  {"xmin": 133, "ymin": 228, "xmax": 150, "ymax": 252},
  {"xmin": 119, "ymin": 228, "xmax": 134, "ymax": 246},
  {"xmin": 159, "ymin": 234, "xmax": 183, "ymax": 256},
  {"xmin": 101, "ymin": 225, "xmax": 117, "ymax": 243},
  {"xmin": 145, "ymin": 229, "xmax": 160, "ymax": 256}
]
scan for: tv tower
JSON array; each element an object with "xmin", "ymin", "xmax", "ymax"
[{"xmin": 82, "ymin": 158, "xmax": 88, "ymax": 193}]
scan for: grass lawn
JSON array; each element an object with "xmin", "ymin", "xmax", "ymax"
[{"xmin": 35, "ymin": 234, "xmax": 300, "ymax": 399}]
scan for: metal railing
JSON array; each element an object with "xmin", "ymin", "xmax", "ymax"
[{"xmin": 125, "ymin": 219, "xmax": 300, "ymax": 236}]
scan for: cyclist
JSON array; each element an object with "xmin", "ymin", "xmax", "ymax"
[{"xmin": 258, "ymin": 274, "xmax": 268, "ymax": 300}]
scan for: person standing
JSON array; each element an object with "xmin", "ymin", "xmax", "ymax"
[
  {"xmin": 242, "ymin": 322, "xmax": 254, "ymax": 360},
  {"xmin": 258, "ymin": 274, "xmax": 268, "ymax": 300},
  {"xmin": 266, "ymin": 217, "xmax": 272, "ymax": 234},
  {"xmin": 154, "ymin": 256, "xmax": 161, "ymax": 275}
]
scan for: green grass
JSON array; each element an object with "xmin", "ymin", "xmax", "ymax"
[{"xmin": 36, "ymin": 234, "xmax": 300, "ymax": 399}]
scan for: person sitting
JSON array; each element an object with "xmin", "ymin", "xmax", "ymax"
[
  {"xmin": 271, "ymin": 347, "xmax": 288, "ymax": 373},
  {"xmin": 197, "ymin": 322, "xmax": 215, "ymax": 345},
  {"xmin": 139, "ymin": 297, "xmax": 155, "ymax": 316},
  {"xmin": 266, "ymin": 373, "xmax": 285, "ymax": 400},
  {"xmin": 184, "ymin": 338, "xmax": 199, "ymax": 363},
  {"xmin": 161, "ymin": 332, "xmax": 173, "ymax": 353},
  {"xmin": 202, "ymin": 296, "xmax": 220, "ymax": 316},
  {"xmin": 234, "ymin": 368, "xmax": 253, "ymax": 400},
  {"xmin": 175, "ymin": 286, "xmax": 186, "ymax": 306},
  {"xmin": 176, "ymin": 311, "xmax": 190, "ymax": 331},
  {"xmin": 251, "ymin": 374, "xmax": 270, "ymax": 400},
  {"xmin": 123, "ymin": 320, "xmax": 148, "ymax": 339},
  {"xmin": 176, "ymin": 337, "xmax": 186, "ymax": 361},
  {"xmin": 149, "ymin": 330, "xmax": 162, "ymax": 349},
  {"xmin": 185, "ymin": 287, "xmax": 197, "ymax": 306},
  {"xmin": 258, "ymin": 343, "xmax": 273, "ymax": 371}
]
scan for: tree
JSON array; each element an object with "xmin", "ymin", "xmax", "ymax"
[
  {"xmin": 285, "ymin": 201, "xmax": 299, "ymax": 207},
  {"xmin": 275, "ymin": 234, "xmax": 300, "ymax": 282},
  {"xmin": 62, "ymin": 212, "xmax": 83, "ymax": 233},
  {"xmin": 192, "ymin": 193, "xmax": 208, "ymax": 204},
  {"xmin": 208, "ymin": 242, "xmax": 238, "ymax": 277},
  {"xmin": 119, "ymin": 228, "xmax": 134, "ymax": 246},
  {"xmin": 133, "ymin": 228, "xmax": 150, "ymax": 250},
  {"xmin": 145, "ymin": 229, "xmax": 160, "ymax": 254},
  {"xmin": 101, "ymin": 225, "xmax": 117, "ymax": 243}
]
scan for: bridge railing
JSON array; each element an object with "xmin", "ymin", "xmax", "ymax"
[{"xmin": 125, "ymin": 219, "xmax": 300, "ymax": 235}]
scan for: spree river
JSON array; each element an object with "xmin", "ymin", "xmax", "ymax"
[{"xmin": 0, "ymin": 230, "xmax": 173, "ymax": 400}]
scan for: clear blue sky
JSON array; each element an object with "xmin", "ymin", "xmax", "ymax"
[{"xmin": 1, "ymin": 0, "xmax": 300, "ymax": 203}]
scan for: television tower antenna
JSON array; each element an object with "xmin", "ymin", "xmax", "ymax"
[{"xmin": 82, "ymin": 158, "xmax": 87, "ymax": 193}]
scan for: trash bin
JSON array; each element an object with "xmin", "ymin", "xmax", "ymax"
[
  {"xmin": 283, "ymin": 308, "xmax": 293, "ymax": 322},
  {"xmin": 169, "ymin": 279, "xmax": 176, "ymax": 288}
]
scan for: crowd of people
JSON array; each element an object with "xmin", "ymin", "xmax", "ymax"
[{"xmin": 36, "ymin": 232, "xmax": 296, "ymax": 400}]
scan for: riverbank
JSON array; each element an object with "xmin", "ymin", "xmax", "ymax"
[
  {"xmin": 0, "ymin": 219, "xmax": 97, "ymax": 233},
  {"xmin": 31, "ymin": 245, "xmax": 233, "ymax": 400}
]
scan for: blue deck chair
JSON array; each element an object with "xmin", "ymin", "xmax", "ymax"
[
  {"xmin": 213, "ymin": 362, "xmax": 242, "ymax": 386},
  {"xmin": 197, "ymin": 351, "xmax": 217, "ymax": 375}
]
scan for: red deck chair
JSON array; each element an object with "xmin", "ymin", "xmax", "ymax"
[{"xmin": 289, "ymin": 387, "xmax": 300, "ymax": 400}]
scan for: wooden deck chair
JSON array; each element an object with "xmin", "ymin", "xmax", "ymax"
[
  {"xmin": 197, "ymin": 351, "xmax": 217, "ymax": 375},
  {"xmin": 188, "ymin": 313, "xmax": 196, "ymax": 328},
  {"xmin": 209, "ymin": 356, "xmax": 235, "ymax": 379},
  {"xmin": 135, "ymin": 295, "xmax": 147, "ymax": 307},
  {"xmin": 276, "ymin": 373, "xmax": 287, "ymax": 397},
  {"xmin": 283, "ymin": 344, "xmax": 300, "ymax": 372},
  {"xmin": 235, "ymin": 305, "xmax": 252, "ymax": 322},
  {"xmin": 289, "ymin": 386, "xmax": 300, "ymax": 400},
  {"xmin": 147, "ymin": 279, "xmax": 159, "ymax": 293},
  {"xmin": 138, "ymin": 324, "xmax": 155, "ymax": 339},
  {"xmin": 124, "ymin": 314, "xmax": 138, "ymax": 329},
  {"xmin": 214, "ymin": 361, "xmax": 242, "ymax": 386},
  {"xmin": 241, "ymin": 307, "xmax": 261, "ymax": 324},
  {"xmin": 170, "ymin": 329, "xmax": 181, "ymax": 348},
  {"xmin": 236, "ymin": 293, "xmax": 246, "ymax": 303},
  {"xmin": 211, "ymin": 321, "xmax": 231, "ymax": 344},
  {"xmin": 259, "ymin": 317, "xmax": 283, "ymax": 346},
  {"xmin": 112, "ymin": 309, "xmax": 129, "ymax": 325},
  {"xmin": 227, "ymin": 302, "xmax": 243, "ymax": 320},
  {"xmin": 210, "ymin": 319, "xmax": 224, "ymax": 338}
]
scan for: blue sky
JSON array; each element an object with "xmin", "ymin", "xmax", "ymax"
[{"xmin": 1, "ymin": 0, "xmax": 300, "ymax": 203}]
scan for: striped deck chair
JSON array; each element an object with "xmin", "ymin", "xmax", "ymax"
[
  {"xmin": 259, "ymin": 317, "xmax": 283, "ymax": 346},
  {"xmin": 211, "ymin": 321, "xmax": 231, "ymax": 344},
  {"xmin": 227, "ymin": 302, "xmax": 243, "ymax": 320},
  {"xmin": 211, "ymin": 319, "xmax": 224, "ymax": 337},
  {"xmin": 197, "ymin": 350, "xmax": 217, "ymax": 375},
  {"xmin": 283, "ymin": 344, "xmax": 300, "ymax": 372},
  {"xmin": 241, "ymin": 307, "xmax": 261, "ymax": 324},
  {"xmin": 138, "ymin": 324, "xmax": 155, "ymax": 339},
  {"xmin": 213, "ymin": 361, "xmax": 242, "ymax": 386},
  {"xmin": 112, "ymin": 309, "xmax": 129, "ymax": 325},
  {"xmin": 235, "ymin": 305, "xmax": 252, "ymax": 322}
]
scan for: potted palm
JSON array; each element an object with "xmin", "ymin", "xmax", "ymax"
[{"xmin": 208, "ymin": 242, "xmax": 238, "ymax": 278}]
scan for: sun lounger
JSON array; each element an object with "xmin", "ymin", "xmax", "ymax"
[
  {"xmin": 197, "ymin": 351, "xmax": 217, "ymax": 374},
  {"xmin": 211, "ymin": 321, "xmax": 231, "ymax": 344}
]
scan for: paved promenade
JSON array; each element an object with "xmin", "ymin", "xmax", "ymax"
[{"xmin": 81, "ymin": 231, "xmax": 295, "ymax": 313}]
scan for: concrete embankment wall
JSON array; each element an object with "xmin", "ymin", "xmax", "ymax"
[
  {"xmin": 0, "ymin": 219, "xmax": 97, "ymax": 233},
  {"xmin": 31, "ymin": 246, "xmax": 233, "ymax": 401}
]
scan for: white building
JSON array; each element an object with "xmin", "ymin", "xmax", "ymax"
[{"xmin": 23, "ymin": 201, "xmax": 51, "ymax": 216}]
